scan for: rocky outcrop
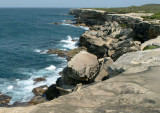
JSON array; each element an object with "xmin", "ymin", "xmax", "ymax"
[
  {"xmin": 80, "ymin": 22, "xmax": 140, "ymax": 60},
  {"xmin": 71, "ymin": 9, "xmax": 160, "ymax": 60},
  {"xmin": 108, "ymin": 48, "xmax": 160, "ymax": 77},
  {"xmin": 70, "ymin": 9, "xmax": 106, "ymax": 26},
  {"xmin": 62, "ymin": 51, "xmax": 99, "ymax": 85},
  {"xmin": 47, "ymin": 47, "xmax": 87, "ymax": 61},
  {"xmin": 71, "ymin": 9, "xmax": 160, "ymax": 41}
]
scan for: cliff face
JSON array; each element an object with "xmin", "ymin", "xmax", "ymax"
[{"xmin": 70, "ymin": 9, "xmax": 160, "ymax": 60}]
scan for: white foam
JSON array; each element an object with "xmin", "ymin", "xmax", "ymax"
[
  {"xmin": 61, "ymin": 35, "xmax": 78, "ymax": 49},
  {"xmin": 45, "ymin": 65, "xmax": 56, "ymax": 71},
  {"xmin": 7, "ymin": 85, "xmax": 13, "ymax": 90},
  {"xmin": 7, "ymin": 65, "xmax": 64, "ymax": 104},
  {"xmin": 34, "ymin": 49, "xmax": 48, "ymax": 54},
  {"xmin": 34, "ymin": 49, "xmax": 41, "ymax": 53},
  {"xmin": 61, "ymin": 24, "xmax": 89, "ymax": 31}
]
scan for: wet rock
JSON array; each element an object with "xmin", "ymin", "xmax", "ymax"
[
  {"xmin": 59, "ymin": 71, "xmax": 63, "ymax": 76},
  {"xmin": 33, "ymin": 77, "xmax": 46, "ymax": 85},
  {"xmin": 50, "ymin": 23, "xmax": 63, "ymax": 25},
  {"xmin": 0, "ymin": 92, "xmax": 12, "ymax": 107},
  {"xmin": 32, "ymin": 85, "xmax": 48, "ymax": 96},
  {"xmin": 47, "ymin": 47, "xmax": 87, "ymax": 61},
  {"xmin": 62, "ymin": 51, "xmax": 99, "ymax": 85}
]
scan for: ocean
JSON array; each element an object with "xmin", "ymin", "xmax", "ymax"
[{"xmin": 0, "ymin": 8, "xmax": 87, "ymax": 104}]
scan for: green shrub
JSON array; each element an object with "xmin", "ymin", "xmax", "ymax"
[
  {"xmin": 142, "ymin": 13, "xmax": 160, "ymax": 20},
  {"xmin": 143, "ymin": 45, "xmax": 160, "ymax": 50},
  {"xmin": 119, "ymin": 24, "xmax": 127, "ymax": 28}
]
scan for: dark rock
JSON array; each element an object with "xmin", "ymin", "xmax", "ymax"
[
  {"xmin": 0, "ymin": 93, "xmax": 12, "ymax": 107},
  {"xmin": 44, "ymin": 84, "xmax": 60, "ymax": 100},
  {"xmin": 59, "ymin": 71, "xmax": 63, "ymax": 76},
  {"xmin": 56, "ymin": 77, "xmax": 63, "ymax": 87},
  {"xmin": 50, "ymin": 23, "xmax": 63, "ymax": 25},
  {"xmin": 33, "ymin": 77, "xmax": 46, "ymax": 85}
]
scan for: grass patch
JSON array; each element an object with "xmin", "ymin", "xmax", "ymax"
[
  {"xmin": 142, "ymin": 13, "xmax": 160, "ymax": 20},
  {"xmin": 91, "ymin": 4, "xmax": 160, "ymax": 14},
  {"xmin": 143, "ymin": 45, "xmax": 160, "ymax": 50},
  {"xmin": 119, "ymin": 23, "xmax": 127, "ymax": 28}
]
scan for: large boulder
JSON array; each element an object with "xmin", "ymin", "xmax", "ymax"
[
  {"xmin": 108, "ymin": 48, "xmax": 160, "ymax": 77},
  {"xmin": 44, "ymin": 84, "xmax": 60, "ymax": 101},
  {"xmin": 62, "ymin": 51, "xmax": 99, "ymax": 85}
]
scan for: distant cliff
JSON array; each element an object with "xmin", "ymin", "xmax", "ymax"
[{"xmin": 70, "ymin": 9, "xmax": 160, "ymax": 60}]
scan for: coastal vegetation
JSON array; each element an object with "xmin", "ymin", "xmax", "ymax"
[
  {"xmin": 142, "ymin": 13, "xmax": 160, "ymax": 20},
  {"xmin": 143, "ymin": 45, "xmax": 160, "ymax": 50},
  {"xmin": 93, "ymin": 4, "xmax": 160, "ymax": 13}
]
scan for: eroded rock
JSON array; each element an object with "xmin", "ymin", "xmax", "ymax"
[
  {"xmin": 62, "ymin": 51, "xmax": 99, "ymax": 85},
  {"xmin": 94, "ymin": 57, "xmax": 114, "ymax": 82},
  {"xmin": 108, "ymin": 48, "xmax": 160, "ymax": 77}
]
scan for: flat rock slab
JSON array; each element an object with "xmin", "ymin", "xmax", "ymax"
[
  {"xmin": 108, "ymin": 48, "xmax": 160, "ymax": 76},
  {"xmin": 1, "ymin": 66, "xmax": 160, "ymax": 113}
]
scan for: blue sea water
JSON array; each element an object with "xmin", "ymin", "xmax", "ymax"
[{"xmin": 0, "ymin": 8, "xmax": 87, "ymax": 103}]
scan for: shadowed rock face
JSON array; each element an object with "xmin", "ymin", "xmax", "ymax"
[{"xmin": 1, "ymin": 65, "xmax": 160, "ymax": 113}]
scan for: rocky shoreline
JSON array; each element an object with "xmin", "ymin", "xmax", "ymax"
[{"xmin": 1, "ymin": 8, "xmax": 160, "ymax": 112}]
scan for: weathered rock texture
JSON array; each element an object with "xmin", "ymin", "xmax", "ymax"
[
  {"xmin": 1, "ymin": 65, "xmax": 160, "ymax": 113},
  {"xmin": 108, "ymin": 48, "xmax": 160, "ymax": 77},
  {"xmin": 62, "ymin": 51, "xmax": 99, "ymax": 84},
  {"xmin": 71, "ymin": 9, "xmax": 160, "ymax": 60}
]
